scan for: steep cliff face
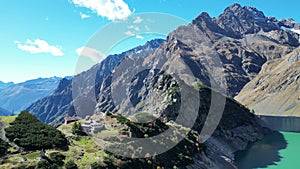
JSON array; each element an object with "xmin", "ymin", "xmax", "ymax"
[
  {"xmin": 26, "ymin": 78, "xmax": 73, "ymax": 123},
  {"xmin": 236, "ymin": 47, "xmax": 300, "ymax": 116},
  {"xmin": 27, "ymin": 39, "xmax": 164, "ymax": 124}
]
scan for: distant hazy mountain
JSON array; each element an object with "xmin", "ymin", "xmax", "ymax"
[
  {"xmin": 0, "ymin": 81, "xmax": 14, "ymax": 91},
  {"xmin": 0, "ymin": 77, "xmax": 62, "ymax": 113},
  {"xmin": 0, "ymin": 107, "xmax": 11, "ymax": 116}
]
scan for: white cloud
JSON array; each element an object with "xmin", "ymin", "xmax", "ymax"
[
  {"xmin": 15, "ymin": 39, "xmax": 64, "ymax": 56},
  {"xmin": 71, "ymin": 0, "xmax": 132, "ymax": 20},
  {"xmin": 125, "ymin": 31, "xmax": 135, "ymax": 36},
  {"xmin": 128, "ymin": 25, "xmax": 140, "ymax": 31},
  {"xmin": 124, "ymin": 31, "xmax": 144, "ymax": 39},
  {"xmin": 80, "ymin": 12, "xmax": 91, "ymax": 19},
  {"xmin": 76, "ymin": 46, "xmax": 105, "ymax": 62},
  {"xmin": 133, "ymin": 16, "xmax": 143, "ymax": 23},
  {"xmin": 135, "ymin": 35, "xmax": 144, "ymax": 39}
]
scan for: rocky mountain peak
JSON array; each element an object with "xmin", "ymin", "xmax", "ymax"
[
  {"xmin": 145, "ymin": 39, "xmax": 165, "ymax": 48},
  {"xmin": 217, "ymin": 3, "xmax": 278, "ymax": 38},
  {"xmin": 192, "ymin": 12, "xmax": 212, "ymax": 25},
  {"xmin": 199, "ymin": 12, "xmax": 211, "ymax": 19},
  {"xmin": 54, "ymin": 78, "xmax": 71, "ymax": 94},
  {"xmin": 227, "ymin": 3, "xmax": 242, "ymax": 11},
  {"xmin": 190, "ymin": 3, "xmax": 286, "ymax": 39},
  {"xmin": 278, "ymin": 18, "xmax": 300, "ymax": 29},
  {"xmin": 223, "ymin": 3, "xmax": 266, "ymax": 19}
]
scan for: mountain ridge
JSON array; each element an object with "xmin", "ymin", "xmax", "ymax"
[
  {"xmin": 27, "ymin": 39, "xmax": 165, "ymax": 124},
  {"xmin": 0, "ymin": 81, "xmax": 14, "ymax": 92},
  {"xmin": 27, "ymin": 3, "xmax": 300, "ymax": 124},
  {"xmin": 0, "ymin": 77, "xmax": 62, "ymax": 113},
  {"xmin": 97, "ymin": 3, "xmax": 300, "ymax": 116}
]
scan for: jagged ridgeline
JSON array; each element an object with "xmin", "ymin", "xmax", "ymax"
[
  {"xmin": 26, "ymin": 39, "xmax": 165, "ymax": 125},
  {"xmin": 27, "ymin": 3, "xmax": 300, "ymax": 125},
  {"xmin": 0, "ymin": 77, "xmax": 62, "ymax": 114}
]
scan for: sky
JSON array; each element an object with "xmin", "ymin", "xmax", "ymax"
[{"xmin": 1, "ymin": 0, "xmax": 300, "ymax": 83}]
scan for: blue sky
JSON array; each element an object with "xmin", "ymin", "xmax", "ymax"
[{"xmin": 1, "ymin": 0, "xmax": 299, "ymax": 83}]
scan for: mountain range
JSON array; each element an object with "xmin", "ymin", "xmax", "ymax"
[
  {"xmin": 0, "ymin": 77, "xmax": 62, "ymax": 113},
  {"xmin": 97, "ymin": 3, "xmax": 300, "ymax": 116},
  {"xmin": 0, "ymin": 81, "xmax": 14, "ymax": 92},
  {"xmin": 4, "ymin": 3, "xmax": 300, "ymax": 168},
  {"xmin": 27, "ymin": 39, "xmax": 165, "ymax": 124},
  {"xmin": 26, "ymin": 3, "xmax": 300, "ymax": 123}
]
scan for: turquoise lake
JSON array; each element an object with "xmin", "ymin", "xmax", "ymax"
[{"xmin": 235, "ymin": 131, "xmax": 300, "ymax": 169}]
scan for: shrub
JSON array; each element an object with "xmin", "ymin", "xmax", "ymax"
[
  {"xmin": 0, "ymin": 138, "xmax": 10, "ymax": 157},
  {"xmin": 91, "ymin": 162, "xmax": 103, "ymax": 169},
  {"xmin": 71, "ymin": 122, "xmax": 85, "ymax": 136},
  {"xmin": 65, "ymin": 160, "xmax": 78, "ymax": 169},
  {"xmin": 49, "ymin": 152, "xmax": 65, "ymax": 166},
  {"xmin": 36, "ymin": 159, "xmax": 51, "ymax": 169},
  {"xmin": 5, "ymin": 111, "xmax": 68, "ymax": 151}
]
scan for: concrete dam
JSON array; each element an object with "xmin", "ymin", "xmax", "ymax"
[{"xmin": 257, "ymin": 115, "xmax": 300, "ymax": 132}]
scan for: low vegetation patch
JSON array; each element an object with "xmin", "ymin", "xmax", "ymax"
[{"xmin": 5, "ymin": 111, "xmax": 68, "ymax": 151}]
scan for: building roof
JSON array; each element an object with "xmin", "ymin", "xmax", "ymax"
[{"xmin": 64, "ymin": 116, "xmax": 82, "ymax": 122}]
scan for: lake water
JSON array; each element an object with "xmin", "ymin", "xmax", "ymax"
[{"xmin": 235, "ymin": 131, "xmax": 300, "ymax": 169}]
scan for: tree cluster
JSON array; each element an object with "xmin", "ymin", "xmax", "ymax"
[
  {"xmin": 5, "ymin": 111, "xmax": 68, "ymax": 151},
  {"xmin": 0, "ymin": 138, "xmax": 10, "ymax": 157},
  {"xmin": 71, "ymin": 121, "xmax": 85, "ymax": 136}
]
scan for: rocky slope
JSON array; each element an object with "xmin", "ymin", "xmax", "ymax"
[
  {"xmin": 27, "ymin": 39, "xmax": 164, "ymax": 124},
  {"xmin": 236, "ymin": 47, "xmax": 300, "ymax": 116},
  {"xmin": 0, "ymin": 77, "xmax": 61, "ymax": 113}
]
